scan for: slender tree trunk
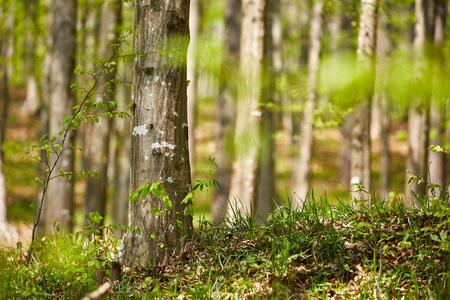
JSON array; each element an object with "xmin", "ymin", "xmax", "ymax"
[
  {"xmin": 44, "ymin": 0, "xmax": 77, "ymax": 234},
  {"xmin": 212, "ymin": 0, "xmax": 241, "ymax": 223},
  {"xmin": 257, "ymin": 0, "xmax": 279, "ymax": 220},
  {"xmin": 36, "ymin": 0, "xmax": 52, "ymax": 237},
  {"xmin": 22, "ymin": 0, "xmax": 41, "ymax": 117},
  {"xmin": 227, "ymin": 0, "xmax": 267, "ymax": 218},
  {"xmin": 123, "ymin": 1, "xmax": 192, "ymax": 267},
  {"xmin": 85, "ymin": 0, "xmax": 122, "ymax": 234},
  {"xmin": 428, "ymin": 0, "xmax": 446, "ymax": 194},
  {"xmin": 111, "ymin": 65, "xmax": 131, "ymax": 235},
  {"xmin": 404, "ymin": 0, "xmax": 433, "ymax": 207},
  {"xmin": 292, "ymin": 0, "xmax": 324, "ymax": 206},
  {"xmin": 187, "ymin": 0, "xmax": 200, "ymax": 178},
  {"xmin": 350, "ymin": 0, "xmax": 378, "ymax": 206},
  {"xmin": 373, "ymin": 10, "xmax": 392, "ymax": 200}
]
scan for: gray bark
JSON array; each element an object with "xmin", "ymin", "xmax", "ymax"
[
  {"xmin": 85, "ymin": 0, "xmax": 122, "ymax": 234},
  {"xmin": 43, "ymin": 0, "xmax": 77, "ymax": 234},
  {"xmin": 292, "ymin": 0, "xmax": 324, "ymax": 206},
  {"xmin": 227, "ymin": 0, "xmax": 267, "ymax": 218},
  {"xmin": 123, "ymin": 0, "xmax": 192, "ymax": 267},
  {"xmin": 350, "ymin": 0, "xmax": 378, "ymax": 205},
  {"xmin": 212, "ymin": 0, "xmax": 241, "ymax": 223}
]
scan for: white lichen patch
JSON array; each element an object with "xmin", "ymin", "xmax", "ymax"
[
  {"xmin": 182, "ymin": 123, "xmax": 188, "ymax": 128},
  {"xmin": 132, "ymin": 125, "xmax": 148, "ymax": 136},
  {"xmin": 167, "ymin": 177, "xmax": 174, "ymax": 183},
  {"xmin": 154, "ymin": 75, "xmax": 160, "ymax": 82},
  {"xmin": 158, "ymin": 129, "xmax": 164, "ymax": 135},
  {"xmin": 161, "ymin": 81, "xmax": 167, "ymax": 86},
  {"xmin": 173, "ymin": 112, "xmax": 179, "ymax": 117},
  {"xmin": 151, "ymin": 141, "xmax": 176, "ymax": 150},
  {"xmin": 145, "ymin": 156, "xmax": 149, "ymax": 161},
  {"xmin": 251, "ymin": 110, "xmax": 262, "ymax": 117},
  {"xmin": 165, "ymin": 153, "xmax": 170, "ymax": 157},
  {"xmin": 168, "ymin": 224, "xmax": 175, "ymax": 232}
]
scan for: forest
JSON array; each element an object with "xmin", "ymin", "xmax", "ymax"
[{"xmin": 0, "ymin": 0, "xmax": 449, "ymax": 298}]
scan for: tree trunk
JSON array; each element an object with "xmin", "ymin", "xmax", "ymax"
[
  {"xmin": 187, "ymin": 0, "xmax": 201, "ymax": 178},
  {"xmin": 21, "ymin": 0, "xmax": 41, "ymax": 117},
  {"xmin": 122, "ymin": 1, "xmax": 192, "ymax": 267},
  {"xmin": 257, "ymin": 0, "xmax": 279, "ymax": 220},
  {"xmin": 373, "ymin": 10, "xmax": 392, "ymax": 200},
  {"xmin": 428, "ymin": 0, "xmax": 446, "ymax": 194},
  {"xmin": 85, "ymin": 0, "xmax": 122, "ymax": 234},
  {"xmin": 404, "ymin": 0, "xmax": 433, "ymax": 207},
  {"xmin": 110, "ymin": 63, "xmax": 131, "ymax": 235},
  {"xmin": 212, "ymin": 0, "xmax": 241, "ymax": 223},
  {"xmin": 350, "ymin": 0, "xmax": 378, "ymax": 206},
  {"xmin": 227, "ymin": 0, "xmax": 267, "ymax": 218},
  {"xmin": 292, "ymin": 0, "xmax": 324, "ymax": 207},
  {"xmin": 43, "ymin": 0, "xmax": 77, "ymax": 234},
  {"xmin": 36, "ymin": 0, "xmax": 52, "ymax": 237}
]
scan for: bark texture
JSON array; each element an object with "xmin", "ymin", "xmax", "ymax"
[
  {"xmin": 43, "ymin": 0, "xmax": 77, "ymax": 234},
  {"xmin": 123, "ymin": 0, "xmax": 192, "ymax": 267},
  {"xmin": 85, "ymin": 0, "xmax": 122, "ymax": 233},
  {"xmin": 292, "ymin": 0, "xmax": 324, "ymax": 206},
  {"xmin": 350, "ymin": 0, "xmax": 378, "ymax": 205},
  {"xmin": 212, "ymin": 0, "xmax": 241, "ymax": 222},
  {"xmin": 227, "ymin": 0, "xmax": 267, "ymax": 218},
  {"xmin": 404, "ymin": 0, "xmax": 433, "ymax": 207}
]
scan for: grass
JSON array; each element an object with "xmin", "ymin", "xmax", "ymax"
[{"xmin": 1, "ymin": 190, "xmax": 449, "ymax": 299}]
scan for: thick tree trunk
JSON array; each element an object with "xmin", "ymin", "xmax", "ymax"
[
  {"xmin": 428, "ymin": 0, "xmax": 446, "ymax": 194},
  {"xmin": 43, "ymin": 0, "xmax": 77, "ymax": 234},
  {"xmin": 187, "ymin": 0, "xmax": 200, "ymax": 178},
  {"xmin": 404, "ymin": 0, "xmax": 433, "ymax": 207},
  {"xmin": 292, "ymin": 0, "xmax": 324, "ymax": 207},
  {"xmin": 227, "ymin": 0, "xmax": 267, "ymax": 218},
  {"xmin": 350, "ymin": 0, "xmax": 378, "ymax": 206},
  {"xmin": 123, "ymin": 1, "xmax": 192, "ymax": 267},
  {"xmin": 85, "ymin": 0, "xmax": 122, "ymax": 234},
  {"xmin": 212, "ymin": 0, "xmax": 241, "ymax": 223}
]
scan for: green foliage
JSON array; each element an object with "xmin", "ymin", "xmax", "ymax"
[
  {"xmin": 2, "ymin": 191, "xmax": 450, "ymax": 298},
  {"xmin": 0, "ymin": 213, "xmax": 124, "ymax": 299}
]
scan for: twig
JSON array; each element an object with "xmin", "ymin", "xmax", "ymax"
[{"xmin": 81, "ymin": 281, "xmax": 113, "ymax": 300}]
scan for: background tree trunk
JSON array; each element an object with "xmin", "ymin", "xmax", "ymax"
[
  {"xmin": 123, "ymin": 0, "xmax": 192, "ymax": 267},
  {"xmin": 292, "ymin": 0, "xmax": 324, "ymax": 207},
  {"xmin": 428, "ymin": 0, "xmax": 446, "ymax": 194},
  {"xmin": 187, "ymin": 0, "xmax": 201, "ymax": 178},
  {"xmin": 85, "ymin": 0, "xmax": 122, "ymax": 234},
  {"xmin": 43, "ymin": 0, "xmax": 77, "ymax": 234},
  {"xmin": 227, "ymin": 0, "xmax": 267, "ymax": 218},
  {"xmin": 350, "ymin": 0, "xmax": 378, "ymax": 205},
  {"xmin": 212, "ymin": 0, "xmax": 241, "ymax": 223},
  {"xmin": 257, "ymin": 0, "xmax": 278, "ymax": 220},
  {"xmin": 404, "ymin": 0, "xmax": 433, "ymax": 207},
  {"xmin": 373, "ymin": 8, "xmax": 392, "ymax": 200}
]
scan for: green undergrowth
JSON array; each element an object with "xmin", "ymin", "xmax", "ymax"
[{"xmin": 1, "ymin": 193, "xmax": 450, "ymax": 299}]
